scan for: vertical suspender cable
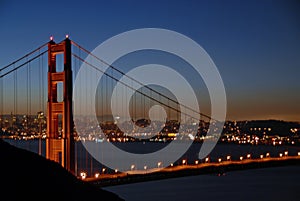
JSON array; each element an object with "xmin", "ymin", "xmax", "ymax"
[
  {"xmin": 26, "ymin": 57, "xmax": 29, "ymax": 134},
  {"xmin": 90, "ymin": 56, "xmax": 93, "ymax": 176},
  {"xmin": 141, "ymin": 87, "xmax": 143, "ymax": 120},
  {"xmin": 0, "ymin": 69, "xmax": 2, "ymax": 132},
  {"xmin": 28, "ymin": 61, "xmax": 31, "ymax": 119},
  {"xmin": 41, "ymin": 52, "xmax": 44, "ymax": 113},
  {"xmin": 13, "ymin": 67, "xmax": 17, "ymax": 133},
  {"xmin": 37, "ymin": 52, "xmax": 41, "ymax": 156},
  {"xmin": 78, "ymin": 47, "xmax": 81, "ymax": 116},
  {"xmin": 105, "ymin": 65, "xmax": 108, "ymax": 123},
  {"xmin": 42, "ymin": 52, "xmax": 45, "ymax": 156},
  {"xmin": 73, "ymin": 46, "xmax": 77, "ymax": 176},
  {"xmin": 134, "ymin": 79, "xmax": 136, "ymax": 123},
  {"xmin": 110, "ymin": 67, "xmax": 113, "ymax": 122},
  {"xmin": 38, "ymin": 49, "xmax": 41, "ymax": 112}
]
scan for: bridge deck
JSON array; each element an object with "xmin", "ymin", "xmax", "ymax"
[{"xmin": 86, "ymin": 155, "xmax": 300, "ymax": 187}]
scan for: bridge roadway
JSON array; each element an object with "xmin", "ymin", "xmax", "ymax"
[{"xmin": 85, "ymin": 155, "xmax": 300, "ymax": 187}]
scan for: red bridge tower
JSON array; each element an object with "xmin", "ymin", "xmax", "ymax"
[{"xmin": 46, "ymin": 37, "xmax": 75, "ymax": 174}]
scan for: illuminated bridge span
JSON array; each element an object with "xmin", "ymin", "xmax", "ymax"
[{"xmin": 0, "ymin": 36, "xmax": 214, "ymax": 176}]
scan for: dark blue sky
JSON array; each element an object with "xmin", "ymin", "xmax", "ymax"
[{"xmin": 1, "ymin": 0, "xmax": 300, "ymax": 121}]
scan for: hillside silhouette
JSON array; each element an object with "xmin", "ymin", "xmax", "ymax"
[{"xmin": 0, "ymin": 139, "xmax": 124, "ymax": 201}]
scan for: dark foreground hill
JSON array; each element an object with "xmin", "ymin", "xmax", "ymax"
[{"xmin": 0, "ymin": 139, "xmax": 124, "ymax": 201}]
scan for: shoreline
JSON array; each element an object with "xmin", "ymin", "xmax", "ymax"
[{"xmin": 89, "ymin": 156, "xmax": 300, "ymax": 187}]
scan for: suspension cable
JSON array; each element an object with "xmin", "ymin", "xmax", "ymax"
[
  {"xmin": 71, "ymin": 41, "xmax": 213, "ymax": 121},
  {"xmin": 0, "ymin": 43, "xmax": 48, "ymax": 72},
  {"xmin": 0, "ymin": 50, "xmax": 47, "ymax": 78},
  {"xmin": 72, "ymin": 53, "xmax": 202, "ymax": 123}
]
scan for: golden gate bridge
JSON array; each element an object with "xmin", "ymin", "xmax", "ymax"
[
  {"xmin": 1, "ymin": 36, "xmax": 299, "ymax": 181},
  {"xmin": 0, "ymin": 36, "xmax": 214, "ymax": 177}
]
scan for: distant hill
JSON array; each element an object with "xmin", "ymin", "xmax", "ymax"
[
  {"xmin": 0, "ymin": 139, "xmax": 124, "ymax": 201},
  {"xmin": 240, "ymin": 119, "xmax": 300, "ymax": 136}
]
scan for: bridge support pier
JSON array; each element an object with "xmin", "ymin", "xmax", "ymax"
[{"xmin": 46, "ymin": 38, "xmax": 75, "ymax": 174}]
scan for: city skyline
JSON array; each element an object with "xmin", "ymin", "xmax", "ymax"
[{"xmin": 0, "ymin": 0, "xmax": 300, "ymax": 122}]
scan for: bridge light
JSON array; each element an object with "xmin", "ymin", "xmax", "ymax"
[
  {"xmin": 94, "ymin": 173, "xmax": 100, "ymax": 178},
  {"xmin": 240, "ymin": 156, "xmax": 243, "ymax": 161},
  {"xmin": 226, "ymin": 155, "xmax": 231, "ymax": 160},
  {"xmin": 195, "ymin": 160, "xmax": 199, "ymax": 165},
  {"xmin": 80, "ymin": 172, "xmax": 86, "ymax": 180},
  {"xmin": 50, "ymin": 36, "xmax": 53, "ymax": 41},
  {"xmin": 65, "ymin": 34, "xmax": 69, "ymax": 39},
  {"xmin": 279, "ymin": 153, "xmax": 283, "ymax": 157},
  {"xmin": 218, "ymin": 158, "xmax": 222, "ymax": 163}
]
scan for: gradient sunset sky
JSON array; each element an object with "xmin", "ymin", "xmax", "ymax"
[{"xmin": 0, "ymin": 0, "xmax": 299, "ymax": 122}]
